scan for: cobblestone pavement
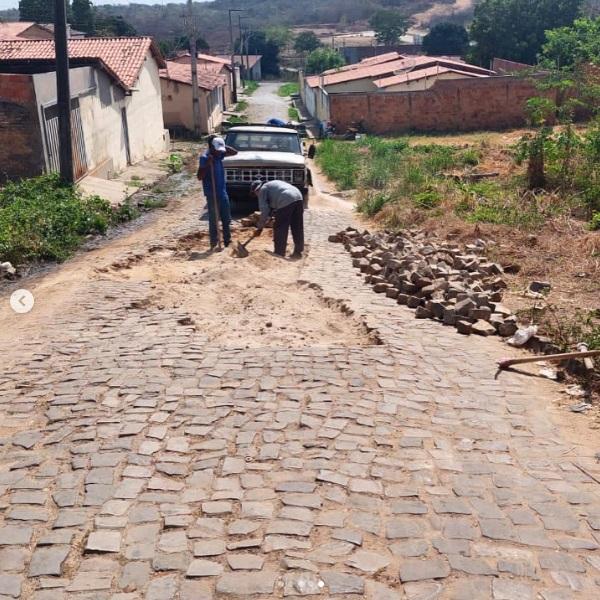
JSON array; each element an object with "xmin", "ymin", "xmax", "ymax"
[
  {"xmin": 244, "ymin": 82, "xmax": 290, "ymax": 123},
  {"xmin": 2, "ymin": 196, "xmax": 600, "ymax": 600}
]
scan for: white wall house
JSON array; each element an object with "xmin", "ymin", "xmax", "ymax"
[{"xmin": 0, "ymin": 37, "xmax": 168, "ymax": 180}]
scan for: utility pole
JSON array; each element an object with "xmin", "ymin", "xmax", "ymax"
[
  {"xmin": 55, "ymin": 0, "xmax": 73, "ymax": 184},
  {"xmin": 228, "ymin": 8, "xmax": 243, "ymax": 102},
  {"xmin": 187, "ymin": 0, "xmax": 201, "ymax": 137}
]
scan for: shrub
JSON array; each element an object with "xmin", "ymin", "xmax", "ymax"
[
  {"xmin": 591, "ymin": 212, "xmax": 600, "ymax": 231},
  {"xmin": 413, "ymin": 189, "xmax": 442, "ymax": 209},
  {"xmin": 315, "ymin": 140, "xmax": 360, "ymax": 190},
  {"xmin": 357, "ymin": 192, "xmax": 393, "ymax": 217},
  {"xmin": 0, "ymin": 174, "xmax": 132, "ymax": 265}
]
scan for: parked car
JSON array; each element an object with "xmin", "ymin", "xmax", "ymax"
[{"xmin": 223, "ymin": 125, "xmax": 313, "ymax": 208}]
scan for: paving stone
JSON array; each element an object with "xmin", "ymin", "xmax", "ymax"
[
  {"xmin": 448, "ymin": 554, "xmax": 497, "ymax": 575},
  {"xmin": 227, "ymin": 519, "xmax": 260, "ymax": 535},
  {"xmin": 266, "ymin": 520, "xmax": 313, "ymax": 536},
  {"xmin": 283, "ymin": 571, "xmax": 325, "ymax": 596},
  {"xmin": 492, "ymin": 579, "xmax": 534, "ymax": 600},
  {"xmin": 0, "ymin": 525, "xmax": 32, "ymax": 545},
  {"xmin": 321, "ymin": 570, "xmax": 364, "ymax": 594},
  {"xmin": 118, "ymin": 562, "xmax": 151, "ymax": 591},
  {"xmin": 0, "ymin": 548, "xmax": 26, "ymax": 572},
  {"xmin": 152, "ymin": 552, "xmax": 190, "ymax": 572},
  {"xmin": 146, "ymin": 574, "xmax": 179, "ymax": 599},
  {"xmin": 67, "ymin": 571, "xmax": 113, "ymax": 592},
  {"xmin": 186, "ymin": 559, "xmax": 224, "ymax": 577},
  {"xmin": 29, "ymin": 546, "xmax": 70, "ymax": 576},
  {"xmin": 216, "ymin": 571, "xmax": 278, "ymax": 595},
  {"xmin": 227, "ymin": 554, "xmax": 265, "ymax": 570},
  {"xmin": 386, "ymin": 518, "xmax": 425, "ymax": 539},
  {"xmin": 332, "ymin": 528, "xmax": 363, "ymax": 546},
  {"xmin": 86, "ymin": 531, "xmax": 121, "ymax": 553},
  {"xmin": 0, "ymin": 574, "xmax": 22, "ymax": 598},
  {"xmin": 345, "ymin": 550, "xmax": 390, "ymax": 573},
  {"xmin": 539, "ymin": 552, "xmax": 586, "ymax": 573},
  {"xmin": 403, "ymin": 581, "xmax": 443, "ymax": 600},
  {"xmin": 399, "ymin": 559, "xmax": 451, "ymax": 582},
  {"xmin": 193, "ymin": 540, "xmax": 226, "ymax": 556},
  {"xmin": 390, "ymin": 540, "xmax": 429, "ymax": 557}
]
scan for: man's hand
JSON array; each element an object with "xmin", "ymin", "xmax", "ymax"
[{"xmin": 253, "ymin": 228, "xmax": 263, "ymax": 238}]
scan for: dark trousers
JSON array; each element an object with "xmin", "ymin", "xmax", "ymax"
[
  {"xmin": 273, "ymin": 200, "xmax": 304, "ymax": 257},
  {"xmin": 206, "ymin": 191, "xmax": 231, "ymax": 247}
]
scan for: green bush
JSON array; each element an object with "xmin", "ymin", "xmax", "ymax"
[
  {"xmin": 315, "ymin": 140, "xmax": 360, "ymax": 190},
  {"xmin": 413, "ymin": 189, "xmax": 442, "ymax": 209},
  {"xmin": 590, "ymin": 211, "xmax": 600, "ymax": 231},
  {"xmin": 357, "ymin": 192, "xmax": 393, "ymax": 216},
  {"xmin": 278, "ymin": 82, "xmax": 299, "ymax": 97},
  {"xmin": 0, "ymin": 174, "xmax": 130, "ymax": 265}
]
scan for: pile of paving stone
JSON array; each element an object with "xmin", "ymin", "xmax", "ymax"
[{"xmin": 330, "ymin": 227, "xmax": 558, "ymax": 348}]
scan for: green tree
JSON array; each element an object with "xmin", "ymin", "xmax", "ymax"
[
  {"xmin": 469, "ymin": 0, "xmax": 583, "ymax": 66},
  {"xmin": 294, "ymin": 31, "xmax": 321, "ymax": 54},
  {"xmin": 245, "ymin": 31, "xmax": 281, "ymax": 76},
  {"xmin": 71, "ymin": 0, "xmax": 94, "ymax": 34},
  {"xmin": 19, "ymin": 0, "xmax": 61, "ymax": 22},
  {"xmin": 306, "ymin": 47, "xmax": 345, "ymax": 74},
  {"xmin": 423, "ymin": 22, "xmax": 469, "ymax": 56},
  {"xmin": 542, "ymin": 17, "xmax": 600, "ymax": 67},
  {"xmin": 369, "ymin": 9, "xmax": 408, "ymax": 45},
  {"xmin": 265, "ymin": 26, "xmax": 293, "ymax": 49},
  {"xmin": 94, "ymin": 15, "xmax": 136, "ymax": 37}
]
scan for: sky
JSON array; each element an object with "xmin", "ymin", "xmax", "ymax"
[{"xmin": 0, "ymin": 1, "xmax": 191, "ymax": 9}]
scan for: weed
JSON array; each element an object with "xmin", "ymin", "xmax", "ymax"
[
  {"xmin": 591, "ymin": 211, "xmax": 600, "ymax": 231},
  {"xmin": 459, "ymin": 148, "xmax": 480, "ymax": 166},
  {"xmin": 0, "ymin": 174, "xmax": 136, "ymax": 264},
  {"xmin": 288, "ymin": 106, "xmax": 300, "ymax": 121},
  {"xmin": 127, "ymin": 180, "xmax": 144, "ymax": 188},
  {"xmin": 244, "ymin": 81, "xmax": 259, "ymax": 95},
  {"xmin": 227, "ymin": 115, "xmax": 248, "ymax": 125},
  {"xmin": 357, "ymin": 191, "xmax": 393, "ymax": 217},
  {"xmin": 112, "ymin": 201, "xmax": 140, "ymax": 223},
  {"xmin": 413, "ymin": 189, "xmax": 442, "ymax": 209},
  {"xmin": 278, "ymin": 82, "xmax": 299, "ymax": 97},
  {"xmin": 235, "ymin": 100, "xmax": 248, "ymax": 112},
  {"xmin": 141, "ymin": 197, "xmax": 168, "ymax": 210},
  {"xmin": 166, "ymin": 153, "xmax": 184, "ymax": 175},
  {"xmin": 315, "ymin": 140, "xmax": 360, "ymax": 190}
]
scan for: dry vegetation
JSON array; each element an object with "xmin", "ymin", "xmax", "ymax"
[{"xmin": 316, "ymin": 128, "xmax": 600, "ymax": 358}]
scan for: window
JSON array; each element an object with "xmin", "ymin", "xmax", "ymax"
[{"xmin": 225, "ymin": 132, "xmax": 302, "ymax": 154}]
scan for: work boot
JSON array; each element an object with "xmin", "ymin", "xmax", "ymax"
[{"xmin": 289, "ymin": 252, "xmax": 302, "ymax": 260}]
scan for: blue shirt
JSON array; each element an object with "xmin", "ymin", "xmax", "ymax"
[
  {"xmin": 267, "ymin": 118, "xmax": 287, "ymax": 127},
  {"xmin": 199, "ymin": 151, "xmax": 227, "ymax": 199}
]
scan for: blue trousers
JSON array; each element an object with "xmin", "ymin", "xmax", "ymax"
[{"xmin": 206, "ymin": 191, "xmax": 231, "ymax": 247}]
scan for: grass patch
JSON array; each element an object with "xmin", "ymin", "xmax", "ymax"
[
  {"xmin": 235, "ymin": 100, "xmax": 248, "ymax": 112},
  {"xmin": 278, "ymin": 82, "xmax": 299, "ymax": 97},
  {"xmin": 0, "ymin": 174, "xmax": 136, "ymax": 265},
  {"xmin": 227, "ymin": 115, "xmax": 248, "ymax": 125},
  {"xmin": 244, "ymin": 81, "xmax": 259, "ymax": 95},
  {"xmin": 288, "ymin": 106, "xmax": 300, "ymax": 121},
  {"xmin": 315, "ymin": 139, "xmax": 361, "ymax": 190}
]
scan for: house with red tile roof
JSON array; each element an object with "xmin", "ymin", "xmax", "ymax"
[
  {"xmin": 0, "ymin": 37, "xmax": 168, "ymax": 182},
  {"xmin": 171, "ymin": 52, "xmax": 235, "ymax": 108},
  {"xmin": 160, "ymin": 60, "xmax": 227, "ymax": 135},
  {"xmin": 0, "ymin": 22, "xmax": 85, "ymax": 41},
  {"xmin": 300, "ymin": 53, "xmax": 495, "ymax": 125}
]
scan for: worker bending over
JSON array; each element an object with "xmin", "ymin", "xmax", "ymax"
[{"xmin": 250, "ymin": 179, "xmax": 305, "ymax": 259}]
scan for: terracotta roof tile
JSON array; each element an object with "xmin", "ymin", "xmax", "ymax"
[
  {"xmin": 160, "ymin": 60, "xmax": 225, "ymax": 91},
  {"xmin": 321, "ymin": 51, "xmax": 403, "ymax": 75},
  {"xmin": 0, "ymin": 22, "xmax": 43, "ymax": 40},
  {"xmin": 374, "ymin": 65, "xmax": 488, "ymax": 88},
  {"xmin": 0, "ymin": 37, "xmax": 165, "ymax": 90}
]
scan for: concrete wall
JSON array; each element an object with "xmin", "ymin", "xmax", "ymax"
[
  {"xmin": 125, "ymin": 51, "xmax": 168, "ymax": 165},
  {"xmin": 329, "ymin": 76, "xmax": 551, "ymax": 134},
  {"xmin": 161, "ymin": 78, "xmax": 223, "ymax": 135},
  {"xmin": 0, "ymin": 73, "xmax": 44, "ymax": 182}
]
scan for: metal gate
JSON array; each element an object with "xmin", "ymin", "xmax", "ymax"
[{"xmin": 43, "ymin": 98, "xmax": 89, "ymax": 181}]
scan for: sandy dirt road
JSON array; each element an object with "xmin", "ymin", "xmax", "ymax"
[
  {"xmin": 1, "ymin": 86, "xmax": 600, "ymax": 600},
  {"xmin": 244, "ymin": 81, "xmax": 290, "ymax": 123}
]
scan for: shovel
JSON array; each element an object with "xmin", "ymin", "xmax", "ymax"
[{"xmin": 231, "ymin": 232, "xmax": 257, "ymax": 258}]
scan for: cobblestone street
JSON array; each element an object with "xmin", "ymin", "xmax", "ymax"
[{"xmin": 2, "ymin": 179, "xmax": 600, "ymax": 600}]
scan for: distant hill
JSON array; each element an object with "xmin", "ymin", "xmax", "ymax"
[{"xmin": 0, "ymin": 1, "xmax": 475, "ymax": 51}]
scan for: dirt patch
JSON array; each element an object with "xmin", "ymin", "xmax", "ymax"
[{"xmin": 97, "ymin": 228, "xmax": 378, "ymax": 349}]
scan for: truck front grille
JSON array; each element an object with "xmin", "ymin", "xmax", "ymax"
[{"xmin": 225, "ymin": 168, "xmax": 303, "ymax": 185}]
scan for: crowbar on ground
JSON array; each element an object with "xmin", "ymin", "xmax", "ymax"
[{"xmin": 497, "ymin": 349, "xmax": 600, "ymax": 371}]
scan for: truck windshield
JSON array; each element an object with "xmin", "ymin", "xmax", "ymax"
[{"xmin": 225, "ymin": 131, "xmax": 302, "ymax": 154}]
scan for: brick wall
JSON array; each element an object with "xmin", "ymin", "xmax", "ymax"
[
  {"xmin": 329, "ymin": 76, "xmax": 555, "ymax": 134},
  {"xmin": 0, "ymin": 74, "xmax": 44, "ymax": 182}
]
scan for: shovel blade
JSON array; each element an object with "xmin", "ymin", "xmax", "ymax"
[{"xmin": 232, "ymin": 241, "xmax": 249, "ymax": 258}]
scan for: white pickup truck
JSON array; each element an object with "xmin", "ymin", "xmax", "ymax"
[{"xmin": 223, "ymin": 125, "xmax": 313, "ymax": 208}]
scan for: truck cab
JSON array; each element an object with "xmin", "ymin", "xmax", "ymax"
[{"xmin": 223, "ymin": 125, "xmax": 312, "ymax": 207}]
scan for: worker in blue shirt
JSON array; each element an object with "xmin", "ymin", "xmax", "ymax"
[{"xmin": 197, "ymin": 135, "xmax": 237, "ymax": 250}]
